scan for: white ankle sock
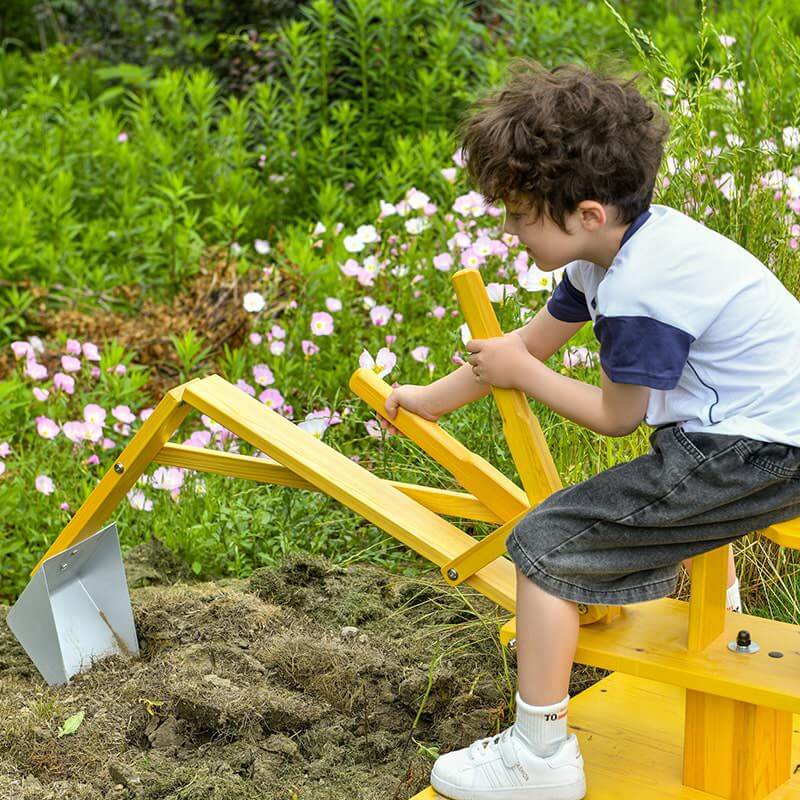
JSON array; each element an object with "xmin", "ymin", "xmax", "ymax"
[
  {"xmin": 726, "ymin": 577, "xmax": 741, "ymax": 612},
  {"xmin": 512, "ymin": 691, "xmax": 569, "ymax": 758}
]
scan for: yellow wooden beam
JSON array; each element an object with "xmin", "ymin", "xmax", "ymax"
[
  {"xmin": 348, "ymin": 367, "xmax": 529, "ymax": 521},
  {"xmin": 153, "ymin": 442, "xmax": 504, "ymax": 523},
  {"xmin": 499, "ymin": 598, "xmax": 800, "ymax": 714},
  {"xmin": 30, "ymin": 378, "xmax": 201, "ymax": 574},
  {"xmin": 451, "ymin": 268, "xmax": 562, "ymax": 505}
]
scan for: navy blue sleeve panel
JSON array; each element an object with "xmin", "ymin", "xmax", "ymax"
[
  {"xmin": 547, "ymin": 270, "xmax": 592, "ymax": 323},
  {"xmin": 594, "ymin": 315, "xmax": 695, "ymax": 390}
]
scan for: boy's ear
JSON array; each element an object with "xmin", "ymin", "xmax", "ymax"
[{"xmin": 576, "ymin": 201, "xmax": 607, "ymax": 231}]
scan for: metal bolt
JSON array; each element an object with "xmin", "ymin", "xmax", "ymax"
[
  {"xmin": 728, "ymin": 628, "xmax": 760, "ymax": 654},
  {"xmin": 446, "ymin": 568, "xmax": 458, "ymax": 581},
  {"xmin": 507, "ymin": 638, "xmax": 517, "ymax": 650},
  {"xmin": 577, "ymin": 604, "xmax": 588, "ymax": 615},
  {"xmin": 59, "ymin": 563, "xmax": 69, "ymax": 571},
  {"xmin": 114, "ymin": 463, "xmax": 124, "ymax": 474},
  {"xmin": 70, "ymin": 550, "xmax": 80, "ymax": 557}
]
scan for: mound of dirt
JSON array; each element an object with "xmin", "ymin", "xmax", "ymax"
[{"xmin": 0, "ymin": 544, "xmax": 608, "ymax": 800}]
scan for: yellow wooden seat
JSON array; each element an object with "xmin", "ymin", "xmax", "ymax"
[{"xmin": 29, "ymin": 268, "xmax": 800, "ymax": 800}]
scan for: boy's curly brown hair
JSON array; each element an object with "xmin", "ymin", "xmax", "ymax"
[{"xmin": 454, "ymin": 59, "xmax": 670, "ymax": 231}]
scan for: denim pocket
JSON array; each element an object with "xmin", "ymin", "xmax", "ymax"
[
  {"xmin": 671, "ymin": 426, "xmax": 706, "ymax": 464},
  {"xmin": 738, "ymin": 439, "xmax": 800, "ymax": 480}
]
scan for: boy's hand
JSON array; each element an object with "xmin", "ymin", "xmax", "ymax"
[
  {"xmin": 380, "ymin": 384, "xmax": 442, "ymax": 435},
  {"xmin": 466, "ymin": 332, "xmax": 530, "ymax": 389}
]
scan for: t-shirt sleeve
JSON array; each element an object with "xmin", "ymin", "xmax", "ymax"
[
  {"xmin": 547, "ymin": 263, "xmax": 591, "ymax": 323},
  {"xmin": 594, "ymin": 315, "xmax": 695, "ymax": 389}
]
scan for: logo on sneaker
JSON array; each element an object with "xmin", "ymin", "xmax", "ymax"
[{"xmin": 515, "ymin": 764, "xmax": 529, "ymax": 781}]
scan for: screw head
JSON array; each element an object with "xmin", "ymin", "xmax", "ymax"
[
  {"xmin": 577, "ymin": 604, "xmax": 588, "ymax": 615},
  {"xmin": 446, "ymin": 568, "xmax": 458, "ymax": 581},
  {"xmin": 114, "ymin": 463, "xmax": 124, "ymax": 474},
  {"xmin": 507, "ymin": 638, "xmax": 517, "ymax": 650}
]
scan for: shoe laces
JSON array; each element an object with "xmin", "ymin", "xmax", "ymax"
[{"xmin": 468, "ymin": 726, "xmax": 518, "ymax": 767}]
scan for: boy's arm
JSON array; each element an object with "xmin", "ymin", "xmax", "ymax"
[
  {"xmin": 424, "ymin": 304, "xmax": 587, "ymax": 417},
  {"xmin": 516, "ymin": 358, "xmax": 650, "ymax": 437}
]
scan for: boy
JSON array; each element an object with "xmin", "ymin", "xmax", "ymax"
[{"xmin": 380, "ymin": 60, "xmax": 800, "ymax": 799}]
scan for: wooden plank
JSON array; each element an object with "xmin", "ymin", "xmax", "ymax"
[
  {"xmin": 452, "ymin": 268, "xmax": 562, "ymax": 505},
  {"xmin": 349, "ymin": 367, "xmax": 529, "ymax": 520},
  {"xmin": 153, "ymin": 442, "xmax": 504, "ymax": 523}
]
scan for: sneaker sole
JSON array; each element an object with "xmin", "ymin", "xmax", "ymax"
[{"xmin": 430, "ymin": 774, "xmax": 587, "ymax": 800}]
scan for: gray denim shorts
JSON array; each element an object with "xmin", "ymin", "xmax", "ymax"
[{"xmin": 505, "ymin": 423, "xmax": 800, "ymax": 605}]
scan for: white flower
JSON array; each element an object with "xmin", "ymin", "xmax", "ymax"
[
  {"xmin": 379, "ymin": 200, "xmax": 398, "ymax": 217},
  {"xmin": 254, "ymin": 239, "xmax": 271, "ymax": 255},
  {"xmin": 359, "ymin": 347, "xmax": 396, "ymax": 378},
  {"xmin": 518, "ymin": 267, "xmax": 554, "ymax": 292},
  {"xmin": 660, "ymin": 77, "xmax": 676, "ymax": 96},
  {"xmin": 405, "ymin": 217, "xmax": 430, "ymax": 235},
  {"xmin": 297, "ymin": 417, "xmax": 328, "ymax": 439},
  {"xmin": 460, "ymin": 322, "xmax": 472, "ymax": 346},
  {"xmin": 715, "ymin": 172, "xmax": 736, "ymax": 201},
  {"xmin": 783, "ymin": 126, "xmax": 800, "ymax": 150},
  {"xmin": 718, "ymin": 34, "xmax": 736, "ymax": 47},
  {"xmin": 344, "ymin": 234, "xmax": 366, "ymax": 253},
  {"xmin": 356, "ymin": 224, "xmax": 380, "ymax": 243},
  {"xmin": 243, "ymin": 291, "xmax": 266, "ymax": 312},
  {"xmin": 406, "ymin": 188, "xmax": 431, "ymax": 209},
  {"xmin": 486, "ymin": 282, "xmax": 518, "ymax": 302}
]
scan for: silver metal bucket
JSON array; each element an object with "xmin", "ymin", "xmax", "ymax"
[{"xmin": 7, "ymin": 522, "xmax": 139, "ymax": 685}]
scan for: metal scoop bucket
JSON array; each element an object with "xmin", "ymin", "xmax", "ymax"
[{"xmin": 7, "ymin": 522, "xmax": 139, "ymax": 685}]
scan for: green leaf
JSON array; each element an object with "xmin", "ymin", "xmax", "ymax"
[
  {"xmin": 191, "ymin": 561, "xmax": 202, "ymax": 575},
  {"xmin": 57, "ymin": 710, "xmax": 85, "ymax": 738}
]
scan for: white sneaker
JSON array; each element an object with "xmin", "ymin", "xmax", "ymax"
[{"xmin": 430, "ymin": 725, "xmax": 586, "ymax": 800}]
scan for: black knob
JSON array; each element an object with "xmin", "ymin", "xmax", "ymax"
[{"xmin": 736, "ymin": 629, "xmax": 751, "ymax": 648}]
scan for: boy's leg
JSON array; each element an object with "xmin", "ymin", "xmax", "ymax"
[
  {"xmin": 516, "ymin": 565, "xmax": 579, "ymax": 705},
  {"xmin": 682, "ymin": 544, "xmax": 741, "ymax": 611}
]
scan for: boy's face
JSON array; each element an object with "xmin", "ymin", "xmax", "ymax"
[{"xmin": 503, "ymin": 195, "xmax": 584, "ymax": 272}]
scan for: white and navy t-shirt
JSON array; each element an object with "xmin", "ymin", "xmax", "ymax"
[{"xmin": 547, "ymin": 203, "xmax": 800, "ymax": 447}]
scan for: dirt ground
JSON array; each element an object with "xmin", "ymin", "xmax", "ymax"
[{"xmin": 0, "ymin": 540, "xmax": 609, "ymax": 800}]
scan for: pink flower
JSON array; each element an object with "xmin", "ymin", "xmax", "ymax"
[
  {"xmin": 35, "ymin": 475, "xmax": 55, "ymax": 495},
  {"xmin": 152, "ymin": 466, "xmax": 184, "ymax": 491},
  {"xmin": 33, "ymin": 386, "xmax": 49, "ymax": 401},
  {"xmin": 259, "ymin": 388, "xmax": 284, "ymax": 411},
  {"xmin": 113, "ymin": 421, "xmax": 130, "ymax": 437},
  {"xmin": 302, "ymin": 339, "xmax": 319, "ymax": 356},
  {"xmin": 117, "ymin": 131, "xmax": 128, "ymax": 143},
  {"xmin": 365, "ymin": 419, "xmax": 383, "ymax": 438},
  {"xmin": 325, "ymin": 297, "xmax": 342, "ymax": 312},
  {"xmin": 85, "ymin": 454, "xmax": 100, "ymax": 466},
  {"xmin": 253, "ymin": 364, "xmax": 275, "ymax": 386},
  {"xmin": 62, "ymin": 420, "xmax": 88, "ymax": 443},
  {"xmin": 83, "ymin": 403, "xmax": 107, "ymax": 427},
  {"xmin": 25, "ymin": 361, "xmax": 48, "ymax": 381},
  {"xmin": 11, "ymin": 341, "xmax": 34, "ymax": 360},
  {"xmin": 36, "ymin": 416, "xmax": 60, "ymax": 439},
  {"xmin": 101, "ymin": 437, "xmax": 115, "ymax": 450},
  {"xmin": 66, "ymin": 339, "xmax": 82, "ymax": 355},
  {"xmin": 270, "ymin": 340, "xmax": 286, "ymax": 356},
  {"xmin": 112, "ymin": 405, "xmax": 137, "ymax": 424},
  {"xmin": 432, "ymin": 306, "xmax": 446, "ymax": 319},
  {"xmin": 140, "ymin": 408, "xmax": 154, "ymax": 421},
  {"xmin": 236, "ymin": 379, "xmax": 256, "ymax": 397},
  {"xmin": 433, "ymin": 253, "xmax": 453, "ymax": 271},
  {"xmin": 250, "ymin": 332, "xmax": 263, "ymax": 345},
  {"xmin": 61, "ymin": 355, "xmax": 81, "ymax": 372},
  {"xmin": 53, "ymin": 373, "xmax": 75, "ymax": 393},
  {"xmin": 127, "ymin": 488, "xmax": 153, "ymax": 511},
  {"xmin": 310, "ymin": 311, "xmax": 334, "ymax": 335},
  {"xmin": 563, "ymin": 346, "xmax": 597, "ymax": 369},
  {"xmin": 60, "ymin": 501, "xmax": 70, "ymax": 511},
  {"xmin": 82, "ymin": 342, "xmax": 100, "ymax": 361},
  {"xmin": 385, "ymin": 334, "xmax": 396, "ymax": 346},
  {"xmin": 0, "ymin": 442, "xmax": 10, "ymax": 457},
  {"xmin": 370, "ymin": 305, "xmax": 392, "ymax": 326},
  {"xmin": 411, "ymin": 346, "xmax": 429, "ymax": 362}
]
